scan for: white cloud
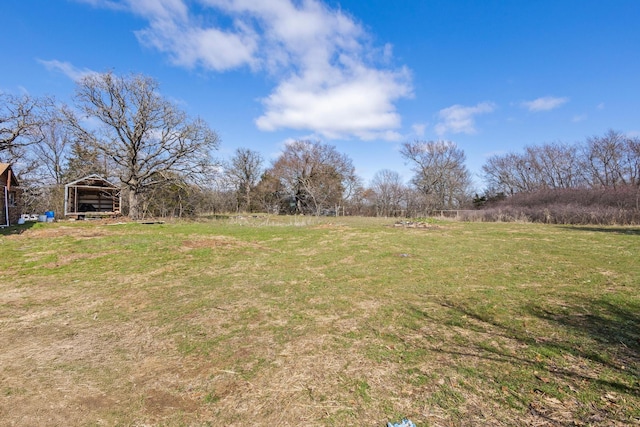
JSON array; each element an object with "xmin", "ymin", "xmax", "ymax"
[
  {"xmin": 80, "ymin": 0, "xmax": 413, "ymax": 141},
  {"xmin": 521, "ymin": 96, "xmax": 568, "ymax": 112},
  {"xmin": 411, "ymin": 123, "xmax": 426, "ymax": 137},
  {"xmin": 72, "ymin": 0, "xmax": 127, "ymax": 11},
  {"xmin": 38, "ymin": 59, "xmax": 98, "ymax": 81},
  {"xmin": 572, "ymin": 114, "xmax": 587, "ymax": 123},
  {"xmin": 256, "ymin": 66, "xmax": 411, "ymax": 140},
  {"xmin": 136, "ymin": 22, "xmax": 259, "ymax": 71},
  {"xmin": 129, "ymin": 0, "xmax": 189, "ymax": 21},
  {"xmin": 434, "ymin": 102, "xmax": 495, "ymax": 136},
  {"xmin": 382, "ymin": 43, "xmax": 394, "ymax": 63}
]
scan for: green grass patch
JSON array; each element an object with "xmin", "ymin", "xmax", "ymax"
[{"xmin": 0, "ymin": 218, "xmax": 638, "ymax": 426}]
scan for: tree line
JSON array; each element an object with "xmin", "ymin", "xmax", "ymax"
[
  {"xmin": 482, "ymin": 130, "xmax": 640, "ymax": 196},
  {"xmin": 2, "ymin": 71, "xmax": 639, "ymax": 222},
  {"xmin": 475, "ymin": 131, "xmax": 640, "ymax": 224}
]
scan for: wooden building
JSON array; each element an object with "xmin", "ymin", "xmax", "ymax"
[
  {"xmin": 64, "ymin": 175, "xmax": 121, "ymax": 219},
  {"xmin": 1, "ymin": 163, "xmax": 21, "ymax": 227}
]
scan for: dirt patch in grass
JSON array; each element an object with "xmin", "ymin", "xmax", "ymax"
[
  {"xmin": 392, "ymin": 220, "xmax": 441, "ymax": 229},
  {"xmin": 180, "ymin": 236, "xmax": 272, "ymax": 252},
  {"xmin": 311, "ymin": 223, "xmax": 351, "ymax": 231},
  {"xmin": 181, "ymin": 236, "xmax": 239, "ymax": 249},
  {"xmin": 41, "ymin": 250, "xmax": 120, "ymax": 269},
  {"xmin": 3, "ymin": 227, "xmax": 69, "ymax": 239},
  {"xmin": 3, "ymin": 225, "xmax": 125, "ymax": 241},
  {"xmin": 144, "ymin": 389, "xmax": 200, "ymax": 415}
]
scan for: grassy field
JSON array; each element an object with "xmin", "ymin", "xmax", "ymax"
[{"xmin": 1, "ymin": 216, "xmax": 638, "ymax": 426}]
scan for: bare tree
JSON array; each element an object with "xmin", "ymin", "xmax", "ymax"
[
  {"xmin": 483, "ymin": 152, "xmax": 530, "ymax": 195},
  {"xmin": 0, "ymin": 95, "xmax": 69, "ymax": 215},
  {"xmin": 526, "ymin": 142, "xmax": 583, "ymax": 189},
  {"xmin": 27, "ymin": 107, "xmax": 75, "ymax": 186},
  {"xmin": 626, "ymin": 136, "xmax": 640, "ymax": 187},
  {"xmin": 264, "ymin": 140, "xmax": 356, "ymax": 215},
  {"xmin": 340, "ymin": 173, "xmax": 363, "ymax": 216},
  {"xmin": 15, "ymin": 107, "xmax": 75, "ymax": 217},
  {"xmin": 0, "ymin": 93, "xmax": 47, "ymax": 159},
  {"xmin": 369, "ymin": 169, "xmax": 407, "ymax": 217},
  {"xmin": 67, "ymin": 72, "xmax": 219, "ymax": 219},
  {"xmin": 582, "ymin": 130, "xmax": 639, "ymax": 189},
  {"xmin": 485, "ymin": 142, "xmax": 584, "ymax": 195},
  {"xmin": 224, "ymin": 148, "xmax": 263, "ymax": 212},
  {"xmin": 343, "ymin": 179, "xmax": 369, "ymax": 216},
  {"xmin": 401, "ymin": 140, "xmax": 471, "ymax": 210}
]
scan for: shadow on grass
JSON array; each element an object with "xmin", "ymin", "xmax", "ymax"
[
  {"xmin": 0, "ymin": 221, "xmax": 36, "ymax": 236},
  {"xmin": 560, "ymin": 226, "xmax": 640, "ymax": 235},
  {"xmin": 414, "ymin": 297, "xmax": 640, "ymax": 424},
  {"xmin": 528, "ymin": 298, "xmax": 640, "ymax": 380},
  {"xmin": 436, "ymin": 299, "xmax": 639, "ymax": 393}
]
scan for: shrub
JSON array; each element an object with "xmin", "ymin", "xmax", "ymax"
[{"xmin": 469, "ymin": 186, "xmax": 640, "ymax": 225}]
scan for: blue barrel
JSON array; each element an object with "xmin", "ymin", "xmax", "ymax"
[{"xmin": 45, "ymin": 211, "xmax": 55, "ymax": 218}]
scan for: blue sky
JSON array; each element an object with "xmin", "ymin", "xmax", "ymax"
[{"xmin": 2, "ymin": 0, "xmax": 639, "ymax": 190}]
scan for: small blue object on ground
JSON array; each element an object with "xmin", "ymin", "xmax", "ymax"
[{"xmin": 387, "ymin": 419, "xmax": 416, "ymax": 427}]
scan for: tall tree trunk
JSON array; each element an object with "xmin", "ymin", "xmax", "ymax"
[{"xmin": 128, "ymin": 190, "xmax": 142, "ymax": 220}]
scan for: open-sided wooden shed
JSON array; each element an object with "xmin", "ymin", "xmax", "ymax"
[{"xmin": 64, "ymin": 175, "xmax": 121, "ymax": 219}]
